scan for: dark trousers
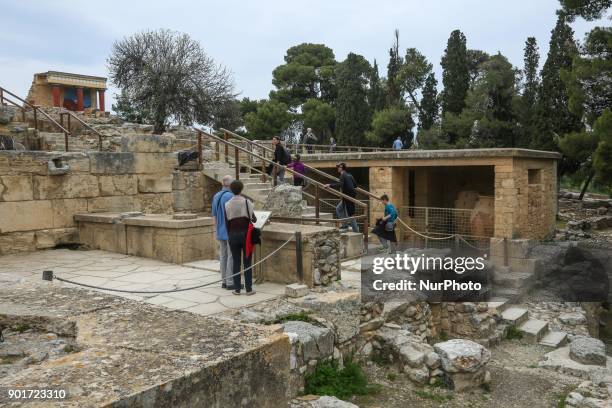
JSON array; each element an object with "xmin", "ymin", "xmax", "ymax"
[
  {"xmin": 293, "ymin": 177, "xmax": 305, "ymax": 187},
  {"xmin": 229, "ymin": 240, "xmax": 252, "ymax": 292}
]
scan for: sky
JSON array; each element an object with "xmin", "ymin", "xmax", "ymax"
[{"xmin": 0, "ymin": 0, "xmax": 607, "ymax": 111}]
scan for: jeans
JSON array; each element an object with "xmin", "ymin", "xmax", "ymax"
[
  {"xmin": 378, "ymin": 236, "xmax": 397, "ymax": 253},
  {"xmin": 229, "ymin": 240, "xmax": 252, "ymax": 292},
  {"xmin": 335, "ymin": 201, "xmax": 359, "ymax": 232},
  {"xmin": 218, "ymin": 239, "xmax": 233, "ymax": 286},
  {"xmin": 277, "ymin": 167, "xmax": 285, "ymax": 183}
]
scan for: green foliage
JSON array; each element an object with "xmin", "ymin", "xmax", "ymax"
[
  {"xmin": 63, "ymin": 345, "xmax": 76, "ymax": 353},
  {"xmin": 517, "ymin": 37, "xmax": 540, "ymax": 147},
  {"xmin": 386, "ymin": 29, "xmax": 404, "ymax": 107},
  {"xmin": 335, "ymin": 53, "xmax": 372, "ymax": 146},
  {"xmin": 399, "ymin": 48, "xmax": 433, "ymax": 113},
  {"xmin": 558, "ymin": 0, "xmax": 611, "ymax": 21},
  {"xmin": 302, "ymin": 99, "xmax": 335, "ymax": 141},
  {"xmin": 371, "ymin": 352, "xmax": 392, "ymax": 367},
  {"xmin": 304, "ymin": 360, "xmax": 380, "ymax": 400},
  {"xmin": 415, "ymin": 390, "xmax": 453, "ymax": 403},
  {"xmin": 368, "ymin": 60, "xmax": 387, "ymax": 112},
  {"xmin": 271, "ymin": 311, "xmax": 314, "ymax": 324},
  {"xmin": 467, "ymin": 49, "xmax": 491, "ymax": 87},
  {"xmin": 593, "ymin": 109, "xmax": 612, "ymax": 184},
  {"xmin": 12, "ymin": 323, "xmax": 31, "ymax": 333},
  {"xmin": 419, "ymin": 73, "xmax": 439, "ymax": 130},
  {"xmin": 112, "ymin": 90, "xmax": 150, "ymax": 124},
  {"xmin": 387, "ymin": 372, "xmax": 397, "ymax": 381},
  {"xmin": 506, "ymin": 326, "xmax": 524, "ymax": 340},
  {"xmin": 534, "ymin": 16, "xmax": 582, "ymax": 151},
  {"xmin": 441, "ymin": 30, "xmax": 470, "ymax": 117},
  {"xmin": 270, "ymin": 43, "xmax": 337, "ymax": 108},
  {"xmin": 244, "ymin": 99, "xmax": 293, "ymax": 139},
  {"xmin": 366, "ymin": 106, "xmax": 414, "ymax": 147}
]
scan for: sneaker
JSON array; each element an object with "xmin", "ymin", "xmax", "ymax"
[
  {"xmin": 246, "ymin": 290, "xmax": 256, "ymax": 296},
  {"xmin": 232, "ymin": 290, "xmax": 241, "ymax": 295},
  {"xmin": 378, "ymin": 246, "xmax": 388, "ymax": 253},
  {"xmin": 222, "ymin": 283, "xmax": 227, "ymax": 289}
]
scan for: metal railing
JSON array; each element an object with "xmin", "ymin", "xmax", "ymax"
[
  {"xmin": 196, "ymin": 129, "xmax": 371, "ymax": 248},
  {"xmin": 58, "ymin": 110, "xmax": 106, "ymax": 150},
  {"xmin": 255, "ymin": 141, "xmax": 395, "ymax": 154}
]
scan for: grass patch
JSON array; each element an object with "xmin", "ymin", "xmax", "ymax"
[
  {"xmin": 387, "ymin": 372, "xmax": 397, "ymax": 382},
  {"xmin": 415, "ymin": 389, "xmax": 453, "ymax": 403},
  {"xmin": 428, "ymin": 377, "xmax": 449, "ymax": 389},
  {"xmin": 12, "ymin": 324, "xmax": 31, "ymax": 333},
  {"xmin": 63, "ymin": 345, "xmax": 76, "ymax": 353},
  {"xmin": 269, "ymin": 311, "xmax": 315, "ymax": 324},
  {"xmin": 506, "ymin": 326, "xmax": 523, "ymax": 340},
  {"xmin": 439, "ymin": 331, "xmax": 449, "ymax": 341},
  {"xmin": 305, "ymin": 360, "xmax": 381, "ymax": 400},
  {"xmin": 370, "ymin": 352, "xmax": 391, "ymax": 367}
]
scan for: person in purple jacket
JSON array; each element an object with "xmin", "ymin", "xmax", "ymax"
[{"xmin": 287, "ymin": 154, "xmax": 306, "ymax": 187}]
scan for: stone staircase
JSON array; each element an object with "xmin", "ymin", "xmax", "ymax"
[{"xmin": 499, "ymin": 304, "xmax": 568, "ymax": 348}]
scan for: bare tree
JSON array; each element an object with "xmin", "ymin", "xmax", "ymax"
[{"xmin": 108, "ymin": 29, "xmax": 236, "ymax": 133}]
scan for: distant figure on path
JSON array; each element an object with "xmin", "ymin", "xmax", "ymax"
[
  {"xmin": 211, "ymin": 175, "xmax": 234, "ymax": 289},
  {"xmin": 329, "ymin": 136, "xmax": 336, "ymax": 152},
  {"xmin": 392, "ymin": 136, "xmax": 403, "ymax": 150},
  {"xmin": 304, "ymin": 128, "xmax": 317, "ymax": 153},
  {"xmin": 325, "ymin": 162, "xmax": 359, "ymax": 233},
  {"xmin": 287, "ymin": 154, "xmax": 306, "ymax": 187}
]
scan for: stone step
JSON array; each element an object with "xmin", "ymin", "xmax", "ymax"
[
  {"xmin": 501, "ymin": 307, "xmax": 529, "ymax": 326},
  {"xmin": 539, "ymin": 331, "xmax": 568, "ymax": 348},
  {"xmin": 242, "ymin": 182, "xmax": 270, "ymax": 189},
  {"xmin": 493, "ymin": 287, "xmax": 524, "ymax": 303},
  {"xmin": 487, "ymin": 297, "xmax": 509, "ymax": 313},
  {"xmin": 493, "ymin": 271, "xmax": 534, "ymax": 289},
  {"xmin": 518, "ymin": 319, "xmax": 549, "ymax": 343}
]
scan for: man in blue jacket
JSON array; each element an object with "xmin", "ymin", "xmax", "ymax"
[{"xmin": 212, "ymin": 175, "xmax": 234, "ymax": 289}]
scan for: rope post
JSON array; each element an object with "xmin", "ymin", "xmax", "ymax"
[
  {"xmin": 64, "ymin": 131, "xmax": 69, "ymax": 152},
  {"xmin": 315, "ymin": 184, "xmax": 320, "ymax": 225},
  {"xmin": 295, "ymin": 231, "xmax": 303, "ymax": 282},
  {"xmin": 42, "ymin": 270, "xmax": 53, "ymax": 281},
  {"xmin": 234, "ymin": 146, "xmax": 240, "ymax": 180},
  {"xmin": 197, "ymin": 131, "xmax": 203, "ymax": 170}
]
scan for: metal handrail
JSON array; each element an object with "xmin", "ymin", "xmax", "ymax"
[
  {"xmin": 0, "ymin": 86, "xmax": 71, "ymax": 142},
  {"xmin": 284, "ymin": 142, "xmax": 394, "ymax": 152},
  {"xmin": 58, "ymin": 109, "xmax": 106, "ymax": 150},
  {"xmin": 219, "ymin": 128, "xmax": 383, "ymax": 202}
]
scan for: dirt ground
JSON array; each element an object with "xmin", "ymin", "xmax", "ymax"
[{"xmin": 351, "ymin": 340, "xmax": 581, "ymax": 408}]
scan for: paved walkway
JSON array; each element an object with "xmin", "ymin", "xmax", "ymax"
[{"xmin": 0, "ymin": 249, "xmax": 287, "ymax": 316}]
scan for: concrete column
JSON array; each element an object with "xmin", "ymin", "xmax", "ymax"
[
  {"xmin": 493, "ymin": 162, "xmax": 518, "ymax": 238},
  {"xmin": 90, "ymin": 90, "xmax": 98, "ymax": 110},
  {"xmin": 52, "ymin": 85, "xmax": 61, "ymax": 107},
  {"xmin": 76, "ymin": 88, "xmax": 84, "ymax": 111},
  {"xmin": 98, "ymin": 89, "xmax": 105, "ymax": 112}
]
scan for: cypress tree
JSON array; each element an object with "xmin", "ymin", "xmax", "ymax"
[
  {"xmin": 523, "ymin": 37, "xmax": 540, "ymax": 112},
  {"xmin": 440, "ymin": 30, "xmax": 470, "ymax": 116},
  {"xmin": 534, "ymin": 16, "xmax": 582, "ymax": 150},
  {"xmin": 368, "ymin": 59, "xmax": 386, "ymax": 112},
  {"xmin": 335, "ymin": 53, "xmax": 372, "ymax": 146},
  {"xmin": 386, "ymin": 29, "xmax": 403, "ymax": 106},
  {"xmin": 419, "ymin": 73, "xmax": 439, "ymax": 130}
]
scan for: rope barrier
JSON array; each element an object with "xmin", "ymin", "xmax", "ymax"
[{"xmin": 50, "ymin": 236, "xmax": 295, "ymax": 294}]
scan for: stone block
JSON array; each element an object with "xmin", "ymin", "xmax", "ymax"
[
  {"xmin": 33, "ymin": 174, "xmax": 99, "ymax": 199},
  {"xmin": 138, "ymin": 175, "xmax": 173, "ymax": 193},
  {"xmin": 286, "ymin": 283, "xmax": 309, "ymax": 298},
  {"xmin": 121, "ymin": 134, "xmax": 176, "ymax": 153},
  {"xmin": 0, "ymin": 152, "xmax": 48, "ymax": 175},
  {"xmin": 283, "ymin": 321, "xmax": 334, "ymax": 362},
  {"xmin": 77, "ymin": 221, "xmax": 127, "ymax": 254},
  {"xmin": 137, "ymin": 193, "xmax": 173, "ymax": 214},
  {"xmin": 87, "ymin": 195, "xmax": 138, "ymax": 213},
  {"xmin": 172, "ymin": 170, "xmax": 204, "ymax": 190},
  {"xmin": 133, "ymin": 152, "xmax": 177, "ymax": 174},
  {"xmin": 52, "ymin": 198, "xmax": 88, "ymax": 228},
  {"xmin": 569, "ymin": 336, "xmax": 606, "ymax": 366},
  {"xmin": 0, "ymin": 175, "xmax": 34, "ymax": 201},
  {"xmin": 89, "ymin": 152, "xmax": 135, "ymax": 174},
  {"xmin": 35, "ymin": 228, "xmax": 79, "ymax": 249},
  {"xmin": 173, "ymin": 188, "xmax": 205, "ymax": 212},
  {"xmin": 98, "ymin": 175, "xmax": 137, "ymax": 196},
  {"xmin": 0, "ymin": 200, "xmax": 54, "ymax": 233},
  {"xmin": 0, "ymin": 231, "xmax": 36, "ymax": 254}
]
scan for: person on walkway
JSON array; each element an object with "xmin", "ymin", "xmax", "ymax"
[
  {"xmin": 372, "ymin": 193, "xmax": 398, "ymax": 254},
  {"xmin": 329, "ymin": 136, "xmax": 336, "ymax": 153},
  {"xmin": 392, "ymin": 136, "xmax": 404, "ymax": 150},
  {"xmin": 325, "ymin": 162, "xmax": 359, "ymax": 233},
  {"xmin": 225, "ymin": 180, "xmax": 257, "ymax": 295},
  {"xmin": 286, "ymin": 154, "xmax": 306, "ymax": 187},
  {"xmin": 211, "ymin": 175, "xmax": 234, "ymax": 289},
  {"xmin": 271, "ymin": 136, "xmax": 290, "ymax": 184},
  {"xmin": 304, "ymin": 128, "xmax": 317, "ymax": 153}
]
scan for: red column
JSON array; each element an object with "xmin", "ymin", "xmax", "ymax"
[
  {"xmin": 98, "ymin": 89, "xmax": 105, "ymax": 112},
  {"xmin": 76, "ymin": 88, "xmax": 84, "ymax": 111},
  {"xmin": 52, "ymin": 86, "xmax": 61, "ymax": 107}
]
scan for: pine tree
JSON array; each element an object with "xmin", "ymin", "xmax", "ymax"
[
  {"xmin": 335, "ymin": 53, "xmax": 372, "ymax": 146},
  {"xmin": 386, "ymin": 29, "xmax": 403, "ymax": 107},
  {"xmin": 368, "ymin": 60, "xmax": 386, "ymax": 112},
  {"xmin": 419, "ymin": 73, "xmax": 439, "ymax": 130},
  {"xmin": 534, "ymin": 16, "xmax": 582, "ymax": 151},
  {"xmin": 517, "ymin": 37, "xmax": 540, "ymax": 147},
  {"xmin": 441, "ymin": 30, "xmax": 470, "ymax": 116}
]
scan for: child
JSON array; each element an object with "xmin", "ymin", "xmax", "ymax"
[
  {"xmin": 372, "ymin": 194, "xmax": 398, "ymax": 253},
  {"xmin": 286, "ymin": 154, "xmax": 306, "ymax": 187}
]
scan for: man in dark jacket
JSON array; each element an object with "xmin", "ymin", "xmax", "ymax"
[
  {"xmin": 325, "ymin": 162, "xmax": 359, "ymax": 232},
  {"xmin": 271, "ymin": 136, "xmax": 290, "ymax": 183}
]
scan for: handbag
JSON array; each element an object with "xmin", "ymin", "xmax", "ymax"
[
  {"xmin": 245, "ymin": 200, "xmax": 261, "ymax": 245},
  {"xmin": 385, "ymin": 219, "xmax": 396, "ymax": 232}
]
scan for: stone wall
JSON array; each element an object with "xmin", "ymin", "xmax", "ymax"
[{"xmin": 0, "ymin": 135, "xmax": 210, "ymax": 254}]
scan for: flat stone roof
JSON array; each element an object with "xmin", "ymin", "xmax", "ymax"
[{"xmin": 302, "ymin": 148, "xmax": 561, "ymax": 162}]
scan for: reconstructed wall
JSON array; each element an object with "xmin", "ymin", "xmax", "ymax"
[{"xmin": 0, "ymin": 138, "xmax": 211, "ymax": 254}]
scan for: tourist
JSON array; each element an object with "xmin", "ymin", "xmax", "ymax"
[
  {"xmin": 304, "ymin": 128, "xmax": 317, "ymax": 153},
  {"xmin": 329, "ymin": 136, "xmax": 336, "ymax": 153},
  {"xmin": 211, "ymin": 175, "xmax": 234, "ymax": 289},
  {"xmin": 392, "ymin": 136, "xmax": 403, "ymax": 150},
  {"xmin": 286, "ymin": 154, "xmax": 306, "ymax": 187},
  {"xmin": 270, "ymin": 136, "xmax": 290, "ymax": 184},
  {"xmin": 324, "ymin": 162, "xmax": 359, "ymax": 232},
  {"xmin": 225, "ymin": 180, "xmax": 257, "ymax": 295},
  {"xmin": 372, "ymin": 193, "xmax": 398, "ymax": 253}
]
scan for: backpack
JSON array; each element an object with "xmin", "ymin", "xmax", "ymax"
[{"xmin": 280, "ymin": 147, "xmax": 292, "ymax": 165}]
